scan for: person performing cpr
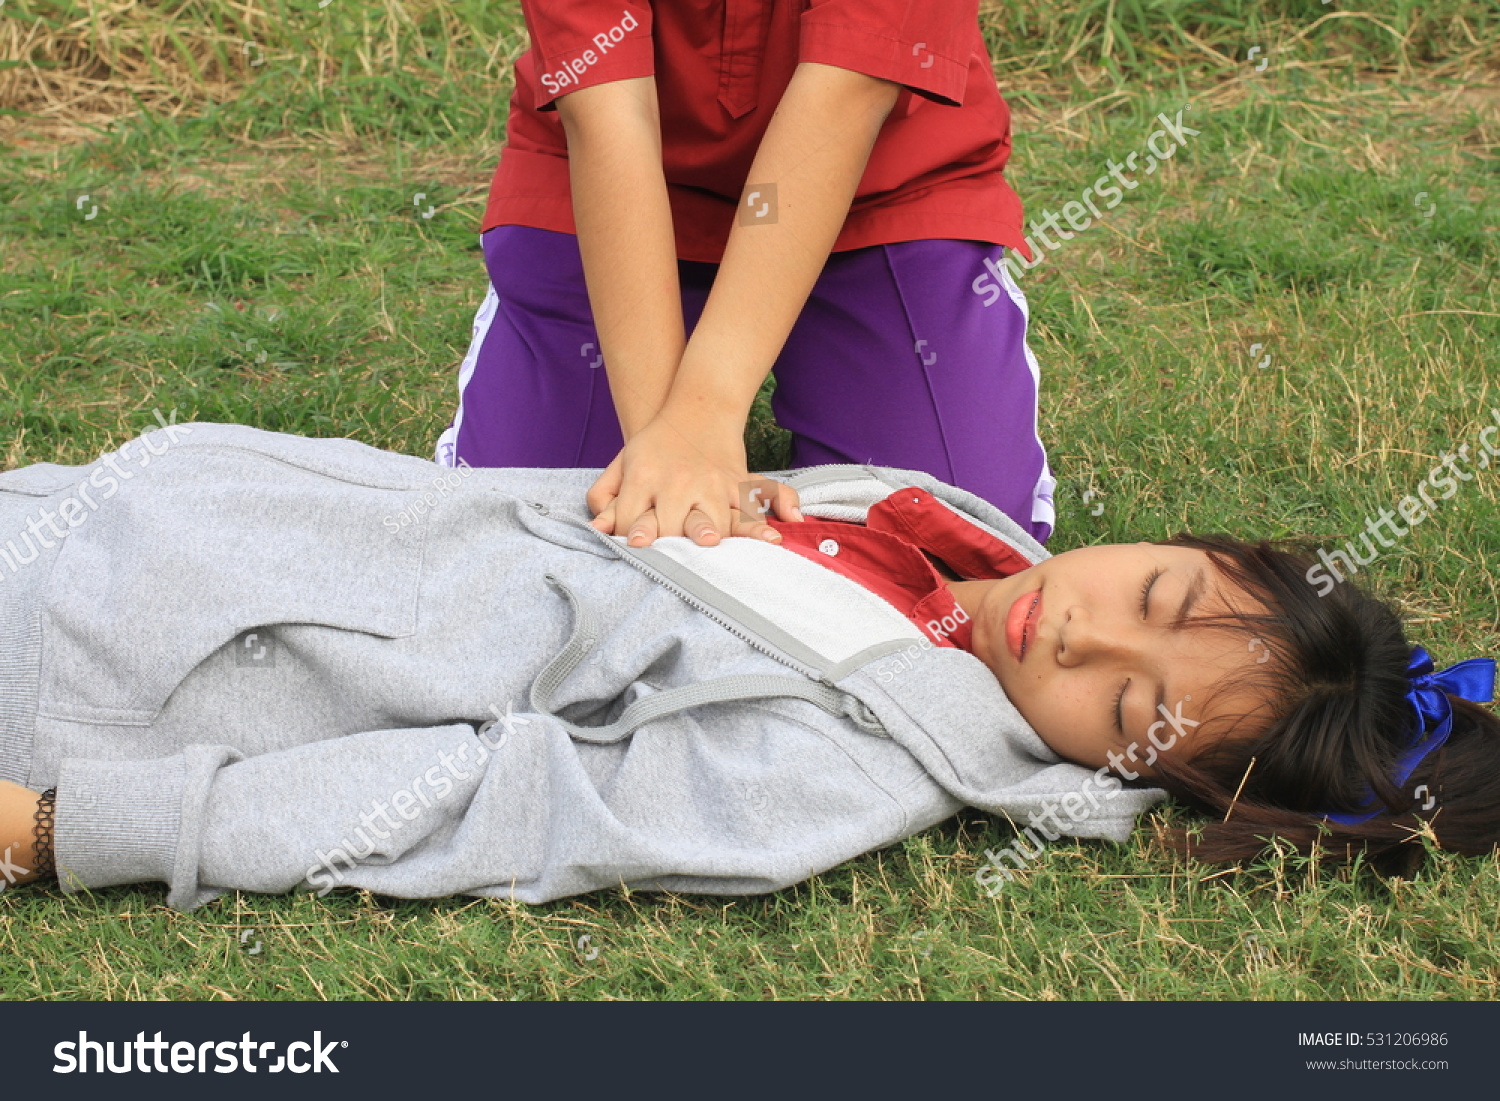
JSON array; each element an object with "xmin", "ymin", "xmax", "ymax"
[{"xmin": 434, "ymin": 1, "xmax": 1056, "ymax": 549}]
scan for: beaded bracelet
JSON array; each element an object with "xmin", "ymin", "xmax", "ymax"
[{"xmin": 31, "ymin": 788, "xmax": 56, "ymax": 881}]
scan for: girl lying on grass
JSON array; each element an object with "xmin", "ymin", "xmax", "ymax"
[{"xmin": 0, "ymin": 423, "xmax": 1493, "ymax": 909}]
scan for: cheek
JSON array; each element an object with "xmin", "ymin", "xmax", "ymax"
[
  {"xmin": 1012, "ymin": 679, "xmax": 1060, "ymax": 728},
  {"xmin": 1040, "ymin": 693, "xmax": 1112, "ymax": 764},
  {"xmin": 1000, "ymin": 673, "xmax": 1104, "ymax": 759},
  {"xmin": 997, "ymin": 674, "xmax": 1045, "ymax": 727},
  {"xmin": 1021, "ymin": 699, "xmax": 1088, "ymax": 759}
]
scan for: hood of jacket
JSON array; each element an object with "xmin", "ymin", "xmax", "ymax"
[{"xmin": 593, "ymin": 460, "xmax": 1168, "ymax": 843}]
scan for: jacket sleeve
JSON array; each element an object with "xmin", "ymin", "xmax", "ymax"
[{"xmin": 53, "ymin": 701, "xmax": 925, "ymax": 912}]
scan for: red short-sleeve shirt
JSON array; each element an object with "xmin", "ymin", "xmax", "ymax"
[
  {"xmin": 485, "ymin": 0, "xmax": 1031, "ymax": 264},
  {"xmin": 767, "ymin": 487, "xmax": 1036, "ymax": 650}
]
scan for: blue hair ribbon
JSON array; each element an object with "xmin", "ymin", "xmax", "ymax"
[{"xmin": 1322, "ymin": 647, "xmax": 1496, "ymax": 826}]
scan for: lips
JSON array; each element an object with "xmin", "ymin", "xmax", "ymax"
[{"xmin": 1005, "ymin": 589, "xmax": 1042, "ymax": 663}]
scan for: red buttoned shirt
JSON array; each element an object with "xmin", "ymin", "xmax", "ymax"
[
  {"xmin": 486, "ymin": 0, "xmax": 1031, "ymax": 263},
  {"xmin": 767, "ymin": 487, "xmax": 1035, "ymax": 651}
]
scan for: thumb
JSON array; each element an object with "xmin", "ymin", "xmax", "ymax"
[
  {"xmin": 589, "ymin": 499, "xmax": 619, "ymax": 534},
  {"xmin": 774, "ymin": 480, "xmax": 803, "ymax": 522},
  {"xmin": 586, "ymin": 457, "xmax": 624, "ymax": 516}
]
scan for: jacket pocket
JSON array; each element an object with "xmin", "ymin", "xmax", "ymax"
[{"xmin": 37, "ymin": 446, "xmax": 429, "ymax": 725}]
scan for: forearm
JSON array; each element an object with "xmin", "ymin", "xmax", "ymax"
[
  {"xmin": 661, "ymin": 63, "xmax": 900, "ymax": 433},
  {"xmin": 561, "ymin": 78, "xmax": 686, "ymax": 440}
]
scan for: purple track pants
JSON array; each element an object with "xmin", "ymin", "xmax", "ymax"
[{"xmin": 436, "ymin": 226, "xmax": 1055, "ymax": 542}]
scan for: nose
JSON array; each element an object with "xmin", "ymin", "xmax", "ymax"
[{"xmin": 1053, "ymin": 603, "xmax": 1144, "ymax": 668}]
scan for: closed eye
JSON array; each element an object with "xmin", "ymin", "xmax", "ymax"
[
  {"xmin": 1116, "ymin": 567, "xmax": 1165, "ymax": 733},
  {"xmin": 1140, "ymin": 566, "xmax": 1163, "ymax": 618}
]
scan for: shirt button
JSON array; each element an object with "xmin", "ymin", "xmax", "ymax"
[{"xmin": 818, "ymin": 539, "xmax": 840, "ymax": 556}]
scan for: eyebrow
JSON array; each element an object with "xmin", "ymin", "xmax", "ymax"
[{"xmin": 1140, "ymin": 565, "xmax": 1208, "ymax": 742}]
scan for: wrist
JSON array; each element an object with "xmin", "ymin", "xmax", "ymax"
[
  {"xmin": 659, "ymin": 366, "xmax": 756, "ymax": 434},
  {"xmin": 655, "ymin": 390, "xmax": 749, "ymax": 443},
  {"xmin": 31, "ymin": 787, "xmax": 55, "ymax": 882},
  {"xmin": 616, "ymin": 402, "xmax": 662, "ymax": 443}
]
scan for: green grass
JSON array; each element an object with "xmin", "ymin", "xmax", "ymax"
[{"xmin": 1, "ymin": 0, "xmax": 1499, "ymax": 1000}]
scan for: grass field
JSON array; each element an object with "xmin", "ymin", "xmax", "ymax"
[{"xmin": 1, "ymin": 0, "xmax": 1498, "ymax": 1000}]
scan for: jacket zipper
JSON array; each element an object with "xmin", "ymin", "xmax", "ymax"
[{"xmin": 556, "ymin": 514, "xmax": 835, "ymax": 687}]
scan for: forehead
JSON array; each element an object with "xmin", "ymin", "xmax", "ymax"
[
  {"xmin": 1160, "ymin": 603, "xmax": 1280, "ymax": 752},
  {"xmin": 1049, "ymin": 540, "xmax": 1208, "ymax": 573},
  {"xmin": 1072, "ymin": 542, "xmax": 1252, "ymax": 601},
  {"xmin": 1122, "ymin": 545, "xmax": 1279, "ymax": 745}
]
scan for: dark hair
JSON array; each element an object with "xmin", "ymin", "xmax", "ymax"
[{"xmin": 1143, "ymin": 533, "xmax": 1500, "ymax": 876}]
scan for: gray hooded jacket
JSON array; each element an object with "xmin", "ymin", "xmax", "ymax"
[{"xmin": 0, "ymin": 423, "xmax": 1163, "ymax": 911}]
